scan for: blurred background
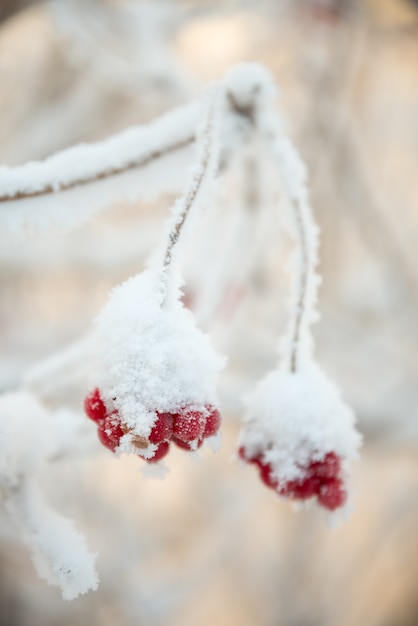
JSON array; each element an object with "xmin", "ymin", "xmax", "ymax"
[{"xmin": 1, "ymin": 0, "xmax": 418, "ymax": 624}]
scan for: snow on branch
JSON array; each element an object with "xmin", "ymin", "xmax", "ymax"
[
  {"xmin": 0, "ymin": 100, "xmax": 200, "ymax": 236},
  {"xmin": 0, "ymin": 101, "xmax": 199, "ymax": 201}
]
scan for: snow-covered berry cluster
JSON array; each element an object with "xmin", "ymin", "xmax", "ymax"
[
  {"xmin": 84, "ymin": 386, "xmax": 221, "ymax": 462},
  {"xmin": 238, "ymin": 364, "xmax": 362, "ymax": 512},
  {"xmin": 83, "ymin": 268, "xmax": 224, "ymax": 462}
]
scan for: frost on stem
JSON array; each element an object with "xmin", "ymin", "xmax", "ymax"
[
  {"xmin": 189, "ymin": 64, "xmax": 278, "ymax": 328},
  {"xmin": 0, "ymin": 392, "xmax": 98, "ymax": 599},
  {"xmin": 158, "ymin": 87, "xmax": 221, "ymax": 303},
  {"xmin": 274, "ymin": 134, "xmax": 320, "ymax": 373},
  {"xmin": 87, "ymin": 88, "xmax": 225, "ymax": 462}
]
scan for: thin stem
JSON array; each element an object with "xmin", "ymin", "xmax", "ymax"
[
  {"xmin": 265, "ymin": 119, "xmax": 319, "ymax": 374},
  {"xmin": 289, "ymin": 198, "xmax": 311, "ymax": 373},
  {"xmin": 160, "ymin": 96, "xmax": 218, "ymax": 300}
]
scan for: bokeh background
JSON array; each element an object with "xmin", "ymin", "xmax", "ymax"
[{"xmin": 1, "ymin": 0, "xmax": 418, "ymax": 624}]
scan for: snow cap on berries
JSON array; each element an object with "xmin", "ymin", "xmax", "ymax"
[
  {"xmin": 239, "ymin": 362, "xmax": 362, "ymax": 486},
  {"xmin": 94, "ymin": 269, "xmax": 225, "ymax": 449}
]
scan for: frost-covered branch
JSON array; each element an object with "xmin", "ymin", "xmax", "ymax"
[{"xmin": 0, "ymin": 101, "xmax": 198, "ymax": 202}]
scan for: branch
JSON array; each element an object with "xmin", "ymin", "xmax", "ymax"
[
  {"xmin": 0, "ymin": 100, "xmax": 200, "ymax": 202},
  {"xmin": 158, "ymin": 88, "xmax": 221, "ymax": 302}
]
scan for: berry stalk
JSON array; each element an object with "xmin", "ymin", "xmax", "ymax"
[
  {"xmin": 159, "ymin": 91, "xmax": 220, "ymax": 305},
  {"xmin": 268, "ymin": 124, "xmax": 320, "ymax": 373}
]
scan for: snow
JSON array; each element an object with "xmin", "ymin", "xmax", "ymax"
[{"xmin": 239, "ymin": 362, "xmax": 362, "ymax": 485}]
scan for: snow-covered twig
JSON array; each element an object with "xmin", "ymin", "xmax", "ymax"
[{"xmin": 0, "ymin": 100, "xmax": 199, "ymax": 201}]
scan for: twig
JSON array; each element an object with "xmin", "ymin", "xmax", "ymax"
[
  {"xmin": 289, "ymin": 198, "xmax": 311, "ymax": 372},
  {"xmin": 159, "ymin": 92, "xmax": 219, "ymax": 301},
  {"xmin": 0, "ymin": 101, "xmax": 200, "ymax": 202},
  {"xmin": 264, "ymin": 117, "xmax": 320, "ymax": 373},
  {"xmin": 0, "ymin": 139, "xmax": 192, "ymax": 203}
]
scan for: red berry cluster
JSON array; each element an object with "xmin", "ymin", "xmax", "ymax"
[
  {"xmin": 84, "ymin": 388, "xmax": 221, "ymax": 463},
  {"xmin": 239, "ymin": 447, "xmax": 347, "ymax": 511}
]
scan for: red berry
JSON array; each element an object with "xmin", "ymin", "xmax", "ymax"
[
  {"xmin": 97, "ymin": 414, "xmax": 124, "ymax": 452},
  {"xmin": 173, "ymin": 407, "xmax": 206, "ymax": 443},
  {"xmin": 172, "ymin": 435, "xmax": 203, "ymax": 451},
  {"xmin": 318, "ymin": 478, "xmax": 347, "ymax": 510},
  {"xmin": 203, "ymin": 406, "xmax": 221, "ymax": 438},
  {"xmin": 308, "ymin": 452, "xmax": 340, "ymax": 480},
  {"xmin": 238, "ymin": 446, "xmax": 263, "ymax": 468},
  {"xmin": 149, "ymin": 412, "xmax": 174, "ymax": 444},
  {"xmin": 238, "ymin": 446, "xmax": 248, "ymax": 460},
  {"xmin": 146, "ymin": 441, "xmax": 170, "ymax": 463},
  {"xmin": 84, "ymin": 388, "xmax": 107, "ymax": 423},
  {"xmin": 240, "ymin": 442, "xmax": 347, "ymax": 510},
  {"xmin": 289, "ymin": 476, "xmax": 322, "ymax": 500},
  {"xmin": 259, "ymin": 463, "xmax": 278, "ymax": 489}
]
